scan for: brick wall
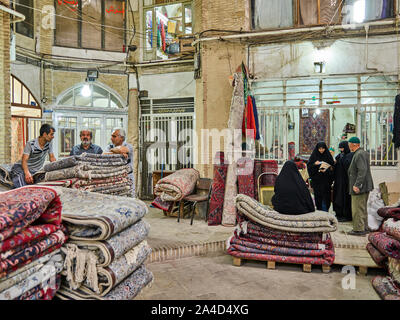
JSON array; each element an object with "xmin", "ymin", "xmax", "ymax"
[
  {"xmin": 194, "ymin": 0, "xmax": 249, "ymax": 178},
  {"xmin": 0, "ymin": 4, "xmax": 11, "ymax": 163},
  {"xmin": 38, "ymin": 0, "xmax": 55, "ymax": 55},
  {"xmin": 43, "ymin": 69, "xmax": 128, "ymax": 105}
]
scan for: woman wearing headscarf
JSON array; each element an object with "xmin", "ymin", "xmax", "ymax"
[
  {"xmin": 307, "ymin": 141, "xmax": 335, "ymax": 212},
  {"xmin": 271, "ymin": 160, "xmax": 315, "ymax": 215},
  {"xmin": 333, "ymin": 141, "xmax": 354, "ymax": 222}
]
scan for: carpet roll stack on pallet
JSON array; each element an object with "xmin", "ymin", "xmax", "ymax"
[
  {"xmin": 227, "ymin": 194, "xmax": 338, "ymax": 272},
  {"xmin": 50, "ymin": 187, "xmax": 153, "ymax": 300},
  {"xmin": 38, "ymin": 153, "xmax": 134, "ymax": 197},
  {"xmin": 0, "ymin": 186, "xmax": 67, "ymax": 300},
  {"xmin": 367, "ymin": 206, "xmax": 400, "ymax": 300}
]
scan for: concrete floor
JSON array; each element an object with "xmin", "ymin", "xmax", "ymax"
[
  {"xmin": 138, "ymin": 254, "xmax": 382, "ymax": 300},
  {"xmin": 141, "ymin": 202, "xmax": 384, "ymax": 300}
]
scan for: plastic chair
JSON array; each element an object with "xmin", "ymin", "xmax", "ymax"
[
  {"xmin": 257, "ymin": 172, "xmax": 276, "ymax": 206},
  {"xmin": 177, "ymin": 178, "xmax": 213, "ymax": 225}
]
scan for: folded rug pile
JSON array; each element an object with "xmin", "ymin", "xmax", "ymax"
[
  {"xmin": 52, "ymin": 187, "xmax": 153, "ymax": 300},
  {"xmin": 151, "ymin": 168, "xmax": 200, "ymax": 212},
  {"xmin": 37, "ymin": 153, "xmax": 134, "ymax": 197},
  {"xmin": 227, "ymin": 194, "xmax": 337, "ymax": 266},
  {"xmin": 368, "ymin": 206, "xmax": 400, "ymax": 300},
  {"xmin": 0, "ymin": 186, "xmax": 67, "ymax": 300}
]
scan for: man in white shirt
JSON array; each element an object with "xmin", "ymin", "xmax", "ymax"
[{"xmin": 105, "ymin": 128, "xmax": 135, "ymax": 197}]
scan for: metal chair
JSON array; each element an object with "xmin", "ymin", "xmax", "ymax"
[{"xmin": 177, "ymin": 178, "xmax": 213, "ymax": 225}]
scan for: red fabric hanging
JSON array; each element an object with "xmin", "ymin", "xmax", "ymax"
[
  {"xmin": 242, "ymin": 95, "xmax": 256, "ymax": 140},
  {"xmin": 161, "ymin": 22, "xmax": 166, "ymax": 52}
]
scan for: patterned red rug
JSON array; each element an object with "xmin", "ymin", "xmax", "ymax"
[{"xmin": 208, "ymin": 153, "xmax": 228, "ymax": 226}]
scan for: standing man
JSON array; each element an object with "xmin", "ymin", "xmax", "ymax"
[
  {"xmin": 70, "ymin": 130, "xmax": 103, "ymax": 156},
  {"xmin": 347, "ymin": 136, "xmax": 374, "ymax": 236},
  {"xmin": 11, "ymin": 123, "xmax": 56, "ymax": 188},
  {"xmin": 105, "ymin": 128, "xmax": 135, "ymax": 197}
]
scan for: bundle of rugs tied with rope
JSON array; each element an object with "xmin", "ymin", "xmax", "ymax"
[
  {"xmin": 36, "ymin": 153, "xmax": 134, "ymax": 197},
  {"xmin": 367, "ymin": 203, "xmax": 400, "ymax": 300},
  {"xmin": 226, "ymin": 194, "xmax": 338, "ymax": 272},
  {"xmin": 49, "ymin": 187, "xmax": 153, "ymax": 300},
  {"xmin": 151, "ymin": 168, "xmax": 200, "ymax": 215},
  {"xmin": 0, "ymin": 186, "xmax": 68, "ymax": 300}
]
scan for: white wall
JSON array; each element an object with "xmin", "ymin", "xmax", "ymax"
[
  {"xmin": 372, "ymin": 167, "xmax": 400, "ymax": 185},
  {"xmin": 250, "ymin": 35, "xmax": 400, "ymax": 79},
  {"xmin": 133, "ymin": 71, "xmax": 195, "ymax": 99}
]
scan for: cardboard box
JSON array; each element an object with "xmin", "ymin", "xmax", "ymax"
[{"xmin": 379, "ymin": 181, "xmax": 400, "ymax": 206}]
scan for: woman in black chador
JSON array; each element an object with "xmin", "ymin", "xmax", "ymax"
[
  {"xmin": 333, "ymin": 141, "xmax": 353, "ymax": 222},
  {"xmin": 307, "ymin": 141, "xmax": 335, "ymax": 212},
  {"xmin": 271, "ymin": 160, "xmax": 315, "ymax": 215}
]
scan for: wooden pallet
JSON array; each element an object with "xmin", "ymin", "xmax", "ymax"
[
  {"xmin": 333, "ymin": 247, "xmax": 382, "ymax": 276},
  {"xmin": 232, "ymin": 257, "xmax": 331, "ymax": 273}
]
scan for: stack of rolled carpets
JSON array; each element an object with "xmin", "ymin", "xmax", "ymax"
[
  {"xmin": 151, "ymin": 168, "xmax": 200, "ymax": 212},
  {"xmin": 368, "ymin": 206, "xmax": 400, "ymax": 300},
  {"xmin": 37, "ymin": 153, "xmax": 134, "ymax": 197},
  {"xmin": 227, "ymin": 194, "xmax": 337, "ymax": 266},
  {"xmin": 50, "ymin": 187, "xmax": 153, "ymax": 300},
  {"xmin": 0, "ymin": 186, "xmax": 68, "ymax": 300}
]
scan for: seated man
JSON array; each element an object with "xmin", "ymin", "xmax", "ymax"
[
  {"xmin": 105, "ymin": 127, "xmax": 135, "ymax": 197},
  {"xmin": 11, "ymin": 123, "xmax": 56, "ymax": 188},
  {"xmin": 70, "ymin": 130, "xmax": 103, "ymax": 156}
]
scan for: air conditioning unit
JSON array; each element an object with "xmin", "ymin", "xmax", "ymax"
[{"xmin": 179, "ymin": 35, "xmax": 195, "ymax": 53}]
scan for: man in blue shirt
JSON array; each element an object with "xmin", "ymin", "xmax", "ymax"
[{"xmin": 70, "ymin": 130, "xmax": 103, "ymax": 156}]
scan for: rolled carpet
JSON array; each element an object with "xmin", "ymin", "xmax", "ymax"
[
  {"xmin": 153, "ymin": 168, "xmax": 200, "ymax": 202},
  {"xmin": 368, "ymin": 232, "xmax": 400, "ymax": 259},
  {"xmin": 237, "ymin": 220, "xmax": 326, "ymax": 243},
  {"xmin": 62, "ymin": 241, "xmax": 152, "ymax": 296},
  {"xmin": 366, "ymin": 243, "xmax": 388, "ymax": 266},
  {"xmin": 382, "ymin": 218, "xmax": 400, "ymax": 241},
  {"xmin": 0, "ymin": 252, "xmax": 63, "ymax": 300},
  {"xmin": 15, "ymin": 274, "xmax": 61, "ymax": 300},
  {"xmin": 51, "ymin": 187, "xmax": 148, "ymax": 241},
  {"xmin": 0, "ymin": 186, "xmax": 62, "ymax": 242},
  {"xmin": 372, "ymin": 276, "xmax": 400, "ymax": 300},
  {"xmin": 56, "ymin": 265, "xmax": 153, "ymax": 300},
  {"xmin": 0, "ymin": 229, "xmax": 66, "ymax": 278},
  {"xmin": 227, "ymin": 242, "xmax": 335, "ymax": 266},
  {"xmin": 43, "ymin": 164, "xmax": 132, "ymax": 181},
  {"xmin": 377, "ymin": 207, "xmax": 400, "ymax": 220},
  {"xmin": 0, "ymin": 250, "xmax": 60, "ymax": 292},
  {"xmin": 65, "ymin": 219, "xmax": 150, "ymax": 267},
  {"xmin": 235, "ymin": 194, "xmax": 338, "ymax": 233},
  {"xmin": 229, "ymin": 234, "xmax": 335, "ymax": 259}
]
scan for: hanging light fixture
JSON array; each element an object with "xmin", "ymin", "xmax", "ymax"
[{"xmin": 81, "ymin": 84, "xmax": 92, "ymax": 97}]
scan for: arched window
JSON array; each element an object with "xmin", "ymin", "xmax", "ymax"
[
  {"xmin": 11, "ymin": 75, "xmax": 41, "ymax": 118},
  {"xmin": 57, "ymin": 83, "xmax": 125, "ymax": 109}
]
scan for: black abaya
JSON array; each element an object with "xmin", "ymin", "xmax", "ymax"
[
  {"xmin": 333, "ymin": 141, "xmax": 353, "ymax": 221},
  {"xmin": 271, "ymin": 160, "xmax": 315, "ymax": 215},
  {"xmin": 307, "ymin": 142, "xmax": 334, "ymax": 212}
]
